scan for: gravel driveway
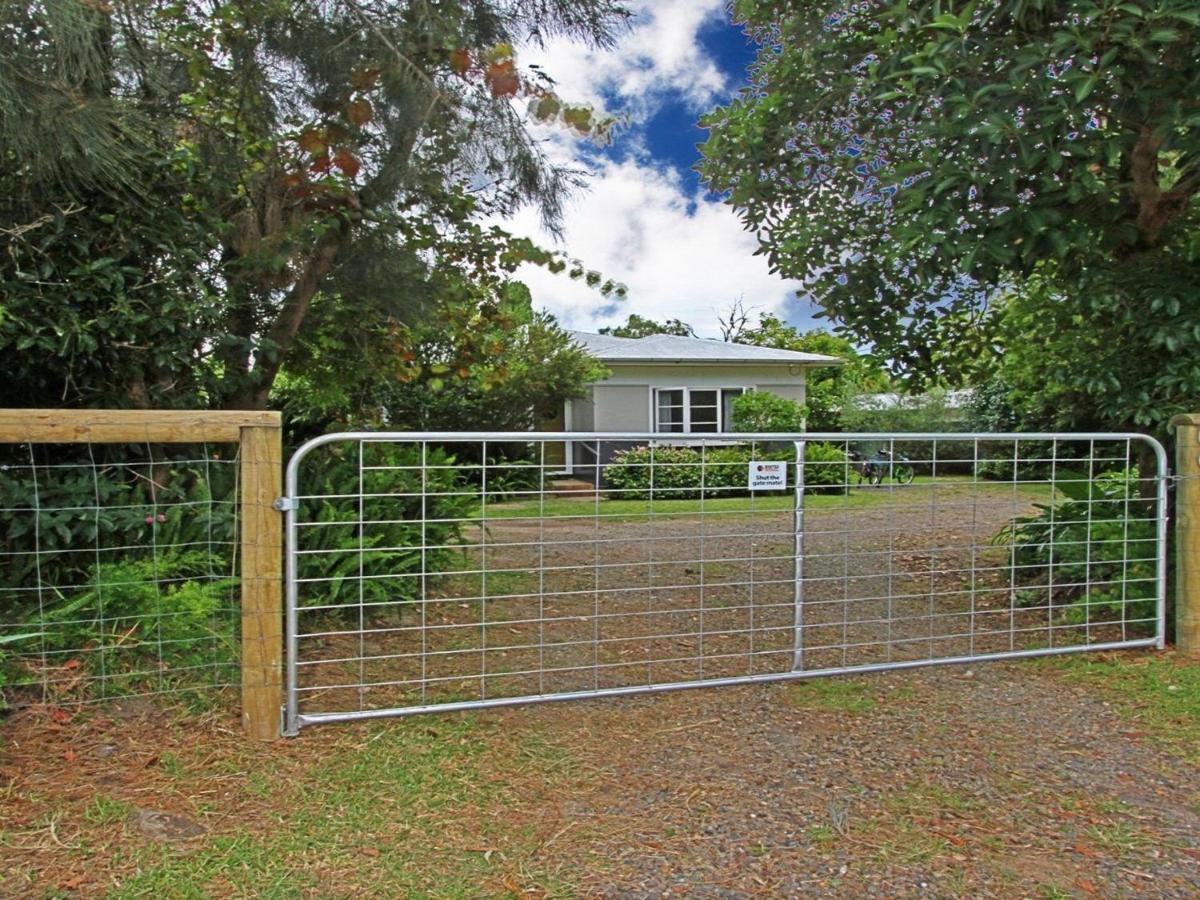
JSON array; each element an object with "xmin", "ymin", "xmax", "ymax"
[
  {"xmin": 487, "ymin": 657, "xmax": 1200, "ymax": 898},
  {"xmin": 296, "ymin": 482, "xmax": 1145, "ymax": 721}
]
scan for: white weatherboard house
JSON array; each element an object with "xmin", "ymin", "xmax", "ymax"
[{"xmin": 543, "ymin": 331, "xmax": 843, "ymax": 476}]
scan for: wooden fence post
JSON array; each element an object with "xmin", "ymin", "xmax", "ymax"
[
  {"xmin": 240, "ymin": 418, "xmax": 284, "ymax": 740},
  {"xmin": 1171, "ymin": 414, "xmax": 1200, "ymax": 657}
]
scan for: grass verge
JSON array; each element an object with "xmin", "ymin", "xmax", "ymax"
[
  {"xmin": 482, "ymin": 477, "xmax": 1051, "ymax": 522},
  {"xmin": 1035, "ymin": 650, "xmax": 1200, "ymax": 763},
  {"xmin": 0, "ymin": 708, "xmax": 580, "ymax": 898}
]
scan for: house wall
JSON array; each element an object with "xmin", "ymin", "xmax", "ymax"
[
  {"xmin": 585, "ymin": 363, "xmax": 809, "ymax": 432},
  {"xmin": 563, "ymin": 363, "xmax": 813, "ymax": 482}
]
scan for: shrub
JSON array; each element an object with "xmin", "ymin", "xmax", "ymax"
[
  {"xmin": 295, "ymin": 443, "xmax": 476, "ymax": 614},
  {"xmin": 730, "ymin": 391, "xmax": 807, "ymax": 432},
  {"xmin": 8, "ymin": 551, "xmax": 237, "ymax": 699},
  {"xmin": 605, "ymin": 442, "xmax": 847, "ymax": 500},
  {"xmin": 996, "ymin": 468, "xmax": 1157, "ymax": 631},
  {"xmin": 0, "ymin": 454, "xmax": 238, "ymax": 594}
]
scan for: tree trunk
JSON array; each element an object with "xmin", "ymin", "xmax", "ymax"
[{"xmin": 223, "ymin": 225, "xmax": 347, "ymax": 410}]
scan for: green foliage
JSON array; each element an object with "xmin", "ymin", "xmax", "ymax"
[
  {"xmin": 0, "ymin": 450, "xmax": 240, "ymax": 703},
  {"xmin": 0, "ymin": 453, "xmax": 237, "ymax": 593},
  {"xmin": 702, "ymin": 1, "xmax": 1200, "ymax": 393},
  {"xmin": 598, "ymin": 314, "xmax": 696, "ymax": 338},
  {"xmin": 973, "ymin": 260, "xmax": 1200, "ymax": 434},
  {"xmin": 604, "ymin": 442, "xmax": 847, "ymax": 500},
  {"xmin": 295, "ymin": 443, "xmax": 474, "ymax": 614},
  {"xmin": 730, "ymin": 391, "xmax": 808, "ymax": 433},
  {"xmin": 840, "ymin": 388, "xmax": 969, "ymax": 434},
  {"xmin": 10, "ymin": 551, "xmax": 237, "ymax": 697},
  {"xmin": 736, "ymin": 316, "xmax": 888, "ymax": 429},
  {"xmin": 1, "ymin": 1, "xmax": 629, "ymax": 410},
  {"xmin": 279, "ymin": 286, "xmax": 606, "ymax": 435},
  {"xmin": 998, "ymin": 469, "xmax": 1157, "ymax": 630}
]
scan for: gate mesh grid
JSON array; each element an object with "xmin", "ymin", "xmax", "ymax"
[{"xmin": 285, "ymin": 432, "xmax": 1166, "ymax": 732}]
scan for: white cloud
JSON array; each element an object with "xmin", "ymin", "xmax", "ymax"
[
  {"xmin": 499, "ymin": 155, "xmax": 815, "ymax": 339},
  {"xmin": 523, "ymin": 0, "xmax": 731, "ymax": 115},
  {"xmin": 490, "ymin": 0, "xmax": 822, "ymax": 338}
]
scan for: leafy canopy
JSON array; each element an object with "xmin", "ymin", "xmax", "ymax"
[
  {"xmin": 0, "ymin": 0, "xmax": 629, "ymax": 409},
  {"xmin": 736, "ymin": 314, "xmax": 888, "ymax": 429},
  {"xmin": 598, "ymin": 314, "xmax": 697, "ymax": 338},
  {"xmin": 701, "ymin": 1, "xmax": 1200, "ymax": 376}
]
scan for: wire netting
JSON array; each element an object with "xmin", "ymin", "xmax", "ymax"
[
  {"xmin": 0, "ymin": 440, "xmax": 241, "ymax": 709},
  {"xmin": 284, "ymin": 432, "xmax": 1167, "ymax": 731}
]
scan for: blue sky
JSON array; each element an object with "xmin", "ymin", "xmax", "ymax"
[
  {"xmin": 495, "ymin": 1, "xmax": 821, "ymax": 340},
  {"xmin": 638, "ymin": 16, "xmax": 756, "ymax": 197}
]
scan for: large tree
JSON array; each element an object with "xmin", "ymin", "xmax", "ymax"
[
  {"xmin": 736, "ymin": 314, "xmax": 888, "ymax": 429},
  {"xmin": 700, "ymin": 1, "xmax": 1200, "ymax": 407},
  {"xmin": 277, "ymin": 282, "xmax": 607, "ymax": 435},
  {"xmin": 598, "ymin": 314, "xmax": 696, "ymax": 338},
  {"xmin": 0, "ymin": 0, "xmax": 628, "ymax": 410}
]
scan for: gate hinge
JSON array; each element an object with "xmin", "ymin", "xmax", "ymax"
[{"xmin": 273, "ymin": 496, "xmax": 298, "ymax": 512}]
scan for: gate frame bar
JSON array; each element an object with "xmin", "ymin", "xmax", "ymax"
[{"xmin": 281, "ymin": 430, "xmax": 1168, "ymax": 735}]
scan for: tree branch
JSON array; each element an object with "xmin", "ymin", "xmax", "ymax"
[{"xmin": 227, "ymin": 222, "xmax": 349, "ymax": 409}]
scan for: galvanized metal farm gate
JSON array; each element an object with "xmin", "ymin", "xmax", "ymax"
[{"xmin": 281, "ymin": 432, "xmax": 1167, "ymax": 734}]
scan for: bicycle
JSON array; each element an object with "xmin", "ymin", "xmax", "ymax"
[{"xmin": 849, "ymin": 448, "xmax": 915, "ymax": 486}]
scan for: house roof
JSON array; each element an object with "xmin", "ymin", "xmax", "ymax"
[{"xmin": 569, "ymin": 331, "xmax": 844, "ymax": 366}]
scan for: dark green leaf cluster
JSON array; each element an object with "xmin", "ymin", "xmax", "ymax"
[
  {"xmin": 604, "ymin": 442, "xmax": 846, "ymax": 500},
  {"xmin": 702, "ymin": 0, "xmax": 1199, "ymax": 388},
  {"xmin": 998, "ymin": 468, "xmax": 1157, "ymax": 631}
]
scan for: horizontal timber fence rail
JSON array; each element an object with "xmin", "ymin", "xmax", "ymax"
[
  {"xmin": 0, "ymin": 410, "xmax": 283, "ymax": 740},
  {"xmin": 282, "ymin": 430, "xmax": 1169, "ymax": 733}
]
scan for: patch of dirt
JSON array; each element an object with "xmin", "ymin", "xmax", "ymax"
[
  {"xmin": 491, "ymin": 656, "xmax": 1200, "ymax": 897},
  {"xmin": 2, "ymin": 654, "xmax": 1199, "ymax": 897}
]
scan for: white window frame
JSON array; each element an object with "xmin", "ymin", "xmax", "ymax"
[{"xmin": 651, "ymin": 386, "xmax": 749, "ymax": 434}]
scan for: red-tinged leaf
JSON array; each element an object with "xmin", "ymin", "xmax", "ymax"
[
  {"xmin": 1076, "ymin": 878, "xmax": 1098, "ymax": 895},
  {"xmin": 448, "ymin": 48, "xmax": 471, "ymax": 76},
  {"xmin": 310, "ymin": 154, "xmax": 332, "ymax": 174},
  {"xmin": 282, "ymin": 171, "xmax": 306, "ymax": 188},
  {"xmin": 1072, "ymin": 844, "xmax": 1099, "ymax": 858},
  {"xmin": 562, "ymin": 105, "xmax": 593, "ymax": 132},
  {"xmin": 349, "ymin": 66, "xmax": 381, "ymax": 91},
  {"xmin": 533, "ymin": 94, "xmax": 561, "ymax": 121},
  {"xmin": 62, "ymin": 658, "xmax": 82, "ymax": 670},
  {"xmin": 486, "ymin": 60, "xmax": 520, "ymax": 98},
  {"xmin": 63, "ymin": 749, "xmax": 76, "ymax": 763},
  {"xmin": 332, "ymin": 150, "xmax": 361, "ymax": 179},
  {"xmin": 60, "ymin": 875, "xmax": 86, "ymax": 890},
  {"xmin": 933, "ymin": 831, "xmax": 966, "ymax": 847},
  {"xmin": 346, "ymin": 98, "xmax": 373, "ymax": 126},
  {"xmin": 297, "ymin": 128, "xmax": 326, "ymax": 155},
  {"xmin": 361, "ymin": 846, "xmax": 380, "ymax": 858},
  {"xmin": 50, "ymin": 708, "xmax": 70, "ymax": 724}
]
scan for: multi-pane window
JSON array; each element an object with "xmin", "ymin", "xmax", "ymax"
[{"xmin": 654, "ymin": 387, "xmax": 745, "ymax": 433}]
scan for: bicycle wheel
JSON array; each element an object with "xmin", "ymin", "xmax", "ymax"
[{"xmin": 896, "ymin": 465, "xmax": 915, "ymax": 485}]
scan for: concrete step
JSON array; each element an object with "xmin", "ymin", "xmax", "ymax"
[{"xmin": 549, "ymin": 478, "xmax": 599, "ymax": 497}]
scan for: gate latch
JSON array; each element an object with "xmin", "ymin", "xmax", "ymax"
[{"xmin": 273, "ymin": 496, "xmax": 298, "ymax": 512}]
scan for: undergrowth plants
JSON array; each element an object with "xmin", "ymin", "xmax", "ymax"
[
  {"xmin": 998, "ymin": 468, "xmax": 1157, "ymax": 631},
  {"xmin": 605, "ymin": 442, "xmax": 848, "ymax": 500}
]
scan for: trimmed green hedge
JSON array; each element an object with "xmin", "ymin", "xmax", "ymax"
[{"xmin": 605, "ymin": 442, "xmax": 848, "ymax": 500}]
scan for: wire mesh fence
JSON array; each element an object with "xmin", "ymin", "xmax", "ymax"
[
  {"xmin": 0, "ymin": 438, "xmax": 242, "ymax": 709},
  {"xmin": 284, "ymin": 431, "xmax": 1167, "ymax": 732}
]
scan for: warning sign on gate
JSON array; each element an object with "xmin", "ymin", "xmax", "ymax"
[{"xmin": 748, "ymin": 460, "xmax": 787, "ymax": 491}]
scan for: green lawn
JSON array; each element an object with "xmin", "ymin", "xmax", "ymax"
[
  {"xmin": 478, "ymin": 475, "xmax": 1053, "ymax": 522},
  {"xmin": 1033, "ymin": 651, "xmax": 1200, "ymax": 764}
]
